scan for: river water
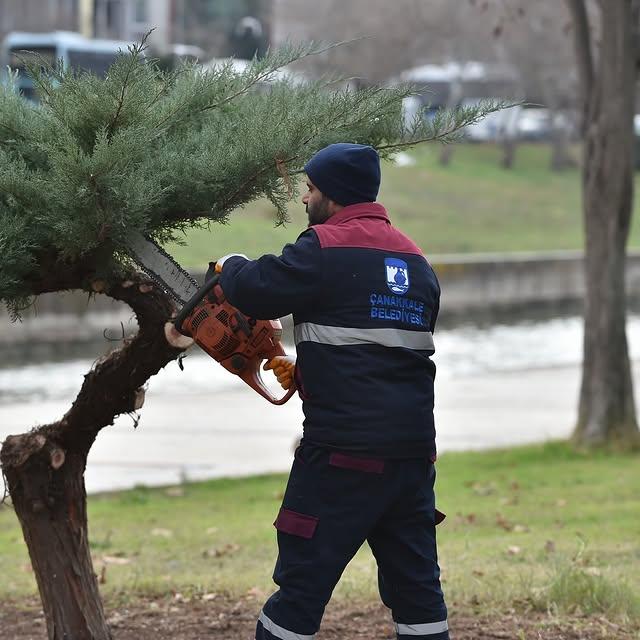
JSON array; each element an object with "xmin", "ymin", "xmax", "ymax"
[{"xmin": 1, "ymin": 312, "xmax": 639, "ymax": 494}]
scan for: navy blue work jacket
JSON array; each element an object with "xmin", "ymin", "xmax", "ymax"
[{"xmin": 219, "ymin": 202, "xmax": 441, "ymax": 458}]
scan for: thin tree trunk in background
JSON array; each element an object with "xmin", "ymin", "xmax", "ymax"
[
  {"xmin": 568, "ymin": 0, "xmax": 640, "ymax": 447},
  {"xmin": 439, "ymin": 142, "xmax": 454, "ymax": 166},
  {"xmin": 549, "ymin": 109, "xmax": 576, "ymax": 171},
  {"xmin": 500, "ymin": 137, "xmax": 516, "ymax": 169}
]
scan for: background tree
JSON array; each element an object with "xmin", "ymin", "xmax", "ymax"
[
  {"xmin": 273, "ymin": 0, "xmax": 498, "ymax": 84},
  {"xmin": 275, "ymin": 0, "xmax": 579, "ymax": 170},
  {"xmin": 486, "ymin": 1, "xmax": 579, "ymax": 171},
  {"xmin": 0, "ymin": 42, "xmax": 498, "ymax": 639},
  {"xmin": 565, "ymin": 0, "xmax": 640, "ymax": 448}
]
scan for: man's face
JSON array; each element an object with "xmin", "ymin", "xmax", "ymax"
[{"xmin": 302, "ymin": 178, "xmax": 333, "ymax": 226}]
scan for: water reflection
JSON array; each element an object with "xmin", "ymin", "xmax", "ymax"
[
  {"xmin": 1, "ymin": 311, "xmax": 638, "ymax": 405},
  {"xmin": 1, "ymin": 309, "xmax": 639, "ymax": 494}
]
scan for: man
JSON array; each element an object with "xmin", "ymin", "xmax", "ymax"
[{"xmin": 217, "ymin": 143, "xmax": 449, "ymax": 640}]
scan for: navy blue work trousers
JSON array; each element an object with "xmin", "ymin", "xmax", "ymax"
[{"xmin": 255, "ymin": 443, "xmax": 449, "ymax": 640}]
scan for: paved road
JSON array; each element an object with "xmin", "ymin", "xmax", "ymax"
[{"xmin": 4, "ymin": 360, "xmax": 637, "ymax": 495}]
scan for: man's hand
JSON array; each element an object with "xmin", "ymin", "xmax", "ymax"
[
  {"xmin": 264, "ymin": 355, "xmax": 296, "ymax": 390},
  {"xmin": 214, "ymin": 253, "xmax": 249, "ymax": 273},
  {"xmin": 164, "ymin": 322, "xmax": 195, "ymax": 349}
]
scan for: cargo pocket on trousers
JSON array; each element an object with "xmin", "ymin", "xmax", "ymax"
[{"xmin": 274, "ymin": 508, "xmax": 319, "ymax": 539}]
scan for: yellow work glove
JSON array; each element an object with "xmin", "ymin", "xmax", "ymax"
[{"xmin": 264, "ymin": 355, "xmax": 296, "ymax": 390}]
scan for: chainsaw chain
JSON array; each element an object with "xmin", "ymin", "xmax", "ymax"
[{"xmin": 128, "ymin": 235, "xmax": 200, "ymax": 307}]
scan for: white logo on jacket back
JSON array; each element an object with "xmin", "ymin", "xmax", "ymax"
[{"xmin": 384, "ymin": 257, "xmax": 409, "ymax": 295}]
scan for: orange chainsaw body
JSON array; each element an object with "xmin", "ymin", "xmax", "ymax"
[{"xmin": 174, "ymin": 276, "xmax": 296, "ymax": 405}]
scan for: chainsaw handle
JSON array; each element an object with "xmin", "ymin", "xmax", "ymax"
[{"xmin": 240, "ymin": 356, "xmax": 297, "ymax": 405}]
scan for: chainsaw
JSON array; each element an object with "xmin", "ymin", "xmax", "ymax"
[{"xmin": 125, "ymin": 231, "xmax": 296, "ymax": 405}]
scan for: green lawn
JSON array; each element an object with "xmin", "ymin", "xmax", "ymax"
[
  {"xmin": 166, "ymin": 143, "xmax": 640, "ymax": 269},
  {"xmin": 1, "ymin": 441, "xmax": 638, "ymax": 622}
]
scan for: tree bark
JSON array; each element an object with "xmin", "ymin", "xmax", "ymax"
[
  {"xmin": 1, "ymin": 275, "xmax": 184, "ymax": 639},
  {"xmin": 569, "ymin": 0, "xmax": 640, "ymax": 447},
  {"xmin": 2, "ymin": 440, "xmax": 111, "ymax": 639}
]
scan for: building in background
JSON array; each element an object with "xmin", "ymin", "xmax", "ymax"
[
  {"xmin": 92, "ymin": 0, "xmax": 271, "ymax": 59},
  {"xmin": 93, "ymin": 0, "xmax": 171, "ymax": 53},
  {"xmin": 1, "ymin": 0, "xmax": 273, "ymax": 60},
  {"xmin": 0, "ymin": 0, "xmax": 81, "ymax": 45},
  {"xmin": 170, "ymin": 0, "xmax": 271, "ymax": 59}
]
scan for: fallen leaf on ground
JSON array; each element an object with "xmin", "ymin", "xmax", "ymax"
[
  {"xmin": 151, "ymin": 528, "xmax": 173, "ymax": 538},
  {"xmin": 102, "ymin": 555, "xmax": 132, "ymax": 565},
  {"xmin": 496, "ymin": 514, "xmax": 514, "ymax": 531},
  {"xmin": 454, "ymin": 512, "xmax": 476, "ymax": 525},
  {"xmin": 507, "ymin": 546, "xmax": 521, "ymax": 555},
  {"xmin": 472, "ymin": 482, "xmax": 496, "ymax": 496},
  {"xmin": 203, "ymin": 543, "xmax": 241, "ymax": 558},
  {"xmin": 173, "ymin": 593, "xmax": 192, "ymax": 603}
]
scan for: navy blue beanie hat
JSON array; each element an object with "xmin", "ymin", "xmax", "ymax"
[{"xmin": 304, "ymin": 143, "xmax": 381, "ymax": 206}]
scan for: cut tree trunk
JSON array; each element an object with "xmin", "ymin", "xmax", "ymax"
[
  {"xmin": 2, "ymin": 436, "xmax": 111, "ymax": 639},
  {"xmin": 1, "ymin": 275, "xmax": 185, "ymax": 639},
  {"xmin": 573, "ymin": 0, "xmax": 640, "ymax": 448}
]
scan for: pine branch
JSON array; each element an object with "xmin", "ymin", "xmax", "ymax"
[
  {"xmin": 107, "ymin": 41, "xmax": 147, "ymax": 138},
  {"xmin": 0, "ymin": 39, "xmax": 513, "ymax": 307}
]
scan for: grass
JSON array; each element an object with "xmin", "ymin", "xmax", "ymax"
[
  {"xmin": 1, "ymin": 441, "xmax": 638, "ymax": 623},
  {"xmin": 166, "ymin": 143, "xmax": 640, "ymax": 269}
]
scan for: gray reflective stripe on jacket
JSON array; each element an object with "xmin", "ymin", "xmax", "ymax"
[
  {"xmin": 258, "ymin": 611, "xmax": 316, "ymax": 640},
  {"xmin": 394, "ymin": 619, "xmax": 449, "ymax": 636},
  {"xmin": 294, "ymin": 322, "xmax": 435, "ymax": 351}
]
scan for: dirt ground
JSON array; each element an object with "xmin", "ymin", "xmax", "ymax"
[{"xmin": 1, "ymin": 596, "xmax": 637, "ymax": 640}]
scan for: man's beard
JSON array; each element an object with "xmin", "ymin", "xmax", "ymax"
[{"xmin": 306, "ymin": 197, "xmax": 332, "ymax": 226}]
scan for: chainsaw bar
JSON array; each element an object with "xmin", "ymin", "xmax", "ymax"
[{"xmin": 125, "ymin": 231, "xmax": 201, "ymax": 307}]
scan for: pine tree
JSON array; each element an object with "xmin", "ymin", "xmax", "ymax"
[{"xmin": 0, "ymin": 39, "xmax": 500, "ymax": 639}]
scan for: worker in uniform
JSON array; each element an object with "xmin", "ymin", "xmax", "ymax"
[{"xmin": 216, "ymin": 143, "xmax": 449, "ymax": 640}]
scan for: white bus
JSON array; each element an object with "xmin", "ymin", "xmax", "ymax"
[{"xmin": 1, "ymin": 31, "xmax": 132, "ymax": 101}]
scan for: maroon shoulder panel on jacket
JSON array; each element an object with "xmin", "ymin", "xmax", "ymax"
[{"xmin": 311, "ymin": 203, "xmax": 423, "ymax": 256}]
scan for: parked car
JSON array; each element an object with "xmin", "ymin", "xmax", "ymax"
[
  {"xmin": 199, "ymin": 57, "xmax": 309, "ymax": 88},
  {"xmin": 517, "ymin": 108, "xmax": 553, "ymax": 141},
  {"xmin": 462, "ymin": 98, "xmax": 522, "ymax": 142}
]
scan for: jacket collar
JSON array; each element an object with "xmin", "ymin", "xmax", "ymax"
[{"xmin": 322, "ymin": 202, "xmax": 389, "ymax": 226}]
